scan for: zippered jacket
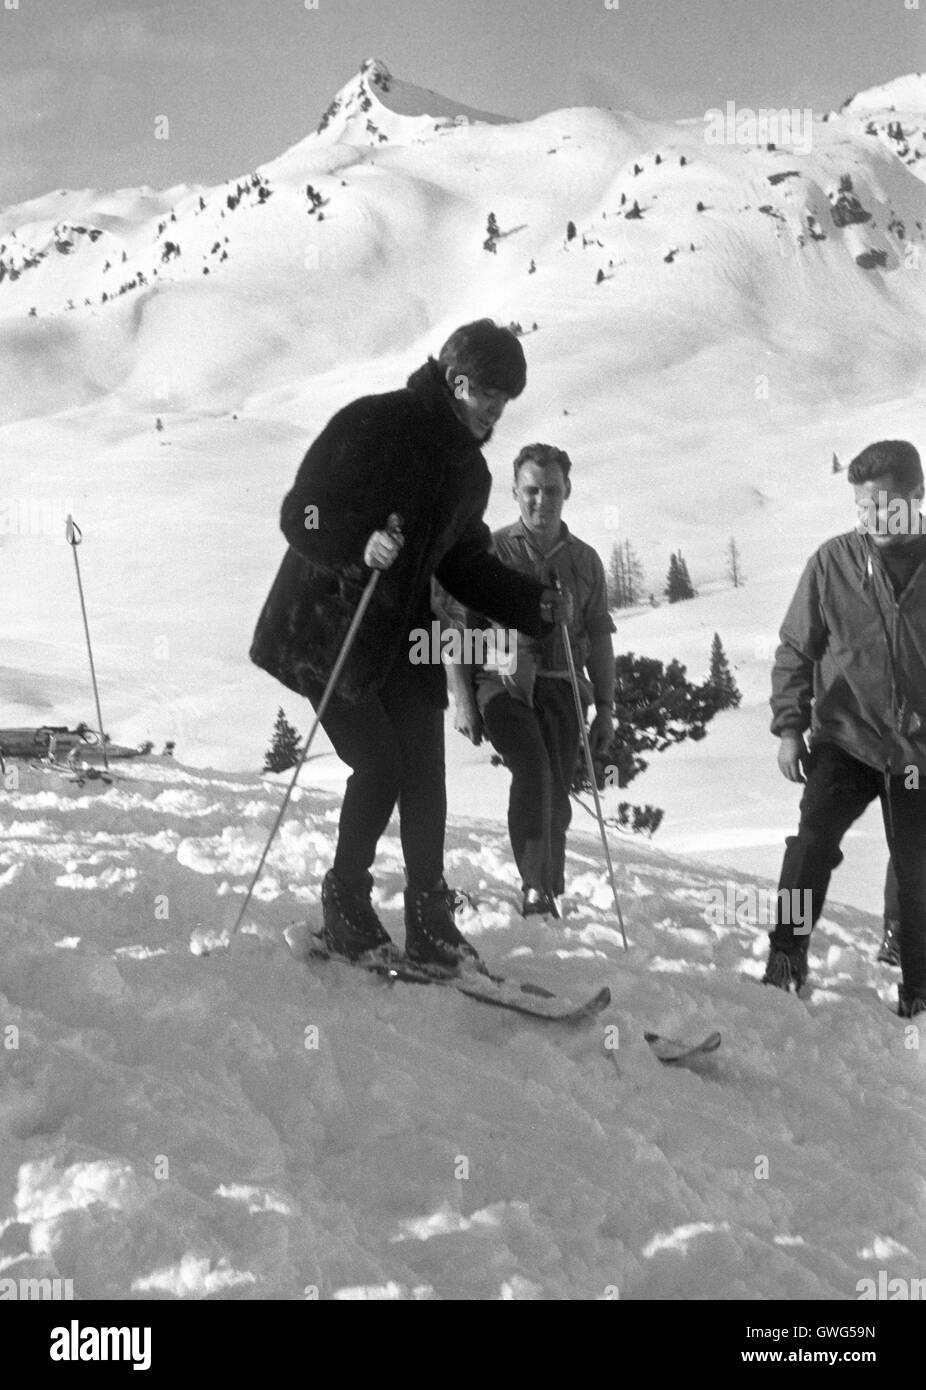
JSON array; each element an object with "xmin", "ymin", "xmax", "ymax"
[{"xmin": 770, "ymin": 530, "xmax": 926, "ymax": 773}]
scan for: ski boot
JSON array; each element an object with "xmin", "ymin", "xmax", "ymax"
[
  {"xmin": 404, "ymin": 879, "xmax": 480, "ymax": 972},
  {"xmin": 897, "ymin": 983, "xmax": 926, "ymax": 1018},
  {"xmin": 321, "ymin": 870, "xmax": 394, "ymax": 962},
  {"xmin": 521, "ymin": 887, "xmax": 561, "ymax": 919},
  {"xmin": 878, "ymin": 918, "xmax": 901, "ymax": 967},
  {"xmin": 762, "ymin": 941, "xmax": 809, "ymax": 993}
]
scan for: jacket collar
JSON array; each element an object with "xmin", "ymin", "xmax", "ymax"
[
  {"xmin": 510, "ymin": 515, "xmax": 572, "ymax": 563},
  {"xmin": 406, "ymin": 357, "xmax": 480, "ymax": 456}
]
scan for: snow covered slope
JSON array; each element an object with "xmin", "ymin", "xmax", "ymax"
[
  {"xmin": 0, "ymin": 758, "xmax": 922, "ymax": 1299},
  {"xmin": 839, "ymin": 74, "xmax": 926, "ymax": 181},
  {"xmin": 842, "ymin": 72, "xmax": 926, "ymax": 115}
]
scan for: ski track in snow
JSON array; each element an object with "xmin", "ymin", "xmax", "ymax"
[{"xmin": 1, "ymin": 759, "xmax": 924, "ymax": 1300}]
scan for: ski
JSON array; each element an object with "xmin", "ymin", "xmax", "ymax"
[
  {"xmin": 292, "ymin": 926, "xmax": 611, "ymax": 1023},
  {"xmin": 29, "ymin": 755, "xmax": 115, "ymax": 787},
  {"xmin": 644, "ymin": 1030, "xmax": 722, "ymax": 1065},
  {"xmin": 0, "ymin": 725, "xmax": 149, "ymax": 762}
]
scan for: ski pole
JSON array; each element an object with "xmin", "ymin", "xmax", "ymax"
[
  {"xmin": 230, "ymin": 514, "xmax": 404, "ymax": 939},
  {"xmin": 65, "ymin": 516, "xmax": 110, "ymax": 773},
  {"xmin": 550, "ymin": 568, "xmax": 628, "ymax": 950}
]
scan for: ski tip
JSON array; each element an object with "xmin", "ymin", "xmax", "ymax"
[{"xmin": 644, "ymin": 1029, "xmax": 722, "ymax": 1062}]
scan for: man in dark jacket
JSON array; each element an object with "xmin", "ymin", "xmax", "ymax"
[
  {"xmin": 250, "ymin": 320, "xmax": 563, "ymax": 967},
  {"xmin": 765, "ymin": 439, "xmax": 926, "ymax": 1016}
]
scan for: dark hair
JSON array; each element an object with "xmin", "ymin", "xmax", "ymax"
[
  {"xmin": 437, "ymin": 319, "xmax": 527, "ymax": 398},
  {"xmin": 847, "ymin": 440, "xmax": 923, "ymax": 491},
  {"xmin": 512, "ymin": 442, "xmax": 572, "ymax": 480}
]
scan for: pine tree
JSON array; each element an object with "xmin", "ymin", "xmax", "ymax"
[
  {"xmin": 608, "ymin": 543, "xmax": 624, "ymax": 607},
  {"xmin": 832, "ymin": 451, "xmax": 842, "ymax": 473},
  {"xmin": 665, "ymin": 552, "xmax": 695, "ymax": 602},
  {"xmin": 565, "ymin": 651, "xmax": 725, "ymax": 834},
  {"xmin": 567, "ymin": 653, "xmax": 723, "ymax": 811},
  {"xmin": 708, "ymin": 633, "xmax": 741, "ymax": 710},
  {"xmin": 664, "ymin": 552, "xmax": 680, "ymax": 601},
  {"xmin": 566, "ymin": 220, "xmax": 576, "ymax": 241},
  {"xmin": 610, "ymin": 539, "xmax": 645, "ymax": 607},
  {"xmin": 625, "ymin": 542, "xmax": 645, "ymax": 605},
  {"xmin": 264, "ymin": 708, "xmax": 302, "ymax": 773},
  {"xmin": 726, "ymin": 536, "xmax": 743, "ymax": 588},
  {"xmin": 486, "ymin": 212, "xmax": 500, "ymax": 239}
]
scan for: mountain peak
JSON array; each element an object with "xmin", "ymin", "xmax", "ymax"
[
  {"xmin": 841, "ymin": 72, "xmax": 926, "ymax": 114},
  {"xmin": 358, "ymin": 57, "xmax": 393, "ymax": 91},
  {"xmin": 314, "ymin": 58, "xmax": 513, "ymax": 146}
]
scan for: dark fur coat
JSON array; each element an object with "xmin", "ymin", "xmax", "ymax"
[{"xmin": 249, "ymin": 358, "xmax": 548, "ymax": 706}]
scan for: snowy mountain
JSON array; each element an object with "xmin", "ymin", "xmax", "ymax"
[
  {"xmin": 838, "ymin": 73, "xmax": 926, "ymax": 180},
  {"xmin": 1, "ymin": 59, "xmax": 925, "ymax": 426},
  {"xmin": 841, "ymin": 72, "xmax": 926, "ymax": 115}
]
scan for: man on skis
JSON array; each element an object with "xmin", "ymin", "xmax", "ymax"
[
  {"xmin": 443, "ymin": 442, "xmax": 615, "ymax": 917},
  {"xmin": 764, "ymin": 440, "xmax": 926, "ymax": 1017},
  {"xmin": 249, "ymin": 320, "xmax": 564, "ymax": 968}
]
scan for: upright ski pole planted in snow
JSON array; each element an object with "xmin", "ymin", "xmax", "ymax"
[
  {"xmin": 65, "ymin": 515, "xmax": 110, "ymax": 773},
  {"xmin": 230, "ymin": 514, "xmax": 404, "ymax": 940},
  {"xmin": 550, "ymin": 567, "xmax": 627, "ymax": 950}
]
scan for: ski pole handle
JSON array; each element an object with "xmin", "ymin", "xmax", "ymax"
[{"xmin": 549, "ymin": 567, "xmax": 571, "ymax": 628}]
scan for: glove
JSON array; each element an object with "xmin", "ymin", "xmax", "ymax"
[
  {"xmin": 364, "ymin": 527, "xmax": 404, "ymax": 570},
  {"xmin": 539, "ymin": 588, "xmax": 571, "ymax": 626},
  {"xmin": 589, "ymin": 708, "xmax": 614, "ymax": 758}
]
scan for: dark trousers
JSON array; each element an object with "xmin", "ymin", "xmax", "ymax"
[
  {"xmin": 306, "ymin": 660, "xmax": 445, "ymax": 892},
  {"xmin": 771, "ymin": 741, "xmax": 926, "ymax": 993},
  {"xmin": 884, "ymin": 857, "xmax": 899, "ymax": 924},
  {"xmin": 482, "ymin": 678, "xmax": 580, "ymax": 896}
]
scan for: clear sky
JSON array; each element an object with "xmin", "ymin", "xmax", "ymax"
[{"xmin": 2, "ymin": 0, "xmax": 923, "ymax": 206}]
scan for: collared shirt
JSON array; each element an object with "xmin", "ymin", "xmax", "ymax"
[{"xmin": 437, "ymin": 518, "xmax": 615, "ymax": 712}]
